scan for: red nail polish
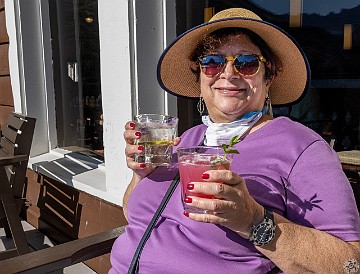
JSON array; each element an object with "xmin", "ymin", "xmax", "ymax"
[
  {"xmin": 187, "ymin": 184, "xmax": 194, "ymax": 190},
  {"xmin": 129, "ymin": 122, "xmax": 135, "ymax": 128},
  {"xmin": 138, "ymin": 145, "xmax": 144, "ymax": 151},
  {"xmin": 139, "ymin": 163, "xmax": 146, "ymax": 168},
  {"xmin": 135, "ymin": 131, "xmax": 141, "ymax": 137},
  {"xmin": 202, "ymin": 173, "xmax": 210, "ymax": 179},
  {"xmin": 184, "ymin": 197, "xmax": 192, "ymax": 203},
  {"xmin": 183, "ymin": 211, "xmax": 189, "ymax": 217}
]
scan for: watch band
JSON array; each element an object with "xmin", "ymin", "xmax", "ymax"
[
  {"xmin": 264, "ymin": 208, "xmax": 274, "ymax": 223},
  {"xmin": 249, "ymin": 208, "xmax": 276, "ymax": 246}
]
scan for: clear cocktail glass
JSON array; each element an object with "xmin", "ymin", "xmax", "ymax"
[
  {"xmin": 134, "ymin": 114, "xmax": 178, "ymax": 166},
  {"xmin": 177, "ymin": 146, "xmax": 233, "ymax": 214}
]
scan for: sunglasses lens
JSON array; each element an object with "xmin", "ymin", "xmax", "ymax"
[
  {"xmin": 199, "ymin": 55, "xmax": 226, "ymax": 76},
  {"xmin": 234, "ymin": 55, "xmax": 260, "ymax": 76}
]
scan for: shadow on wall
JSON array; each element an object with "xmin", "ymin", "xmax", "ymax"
[
  {"xmin": 23, "ymin": 151, "xmax": 105, "ymax": 243},
  {"xmin": 30, "ymin": 152, "xmax": 104, "ymax": 187},
  {"xmin": 22, "ymin": 171, "xmax": 83, "ymax": 243}
]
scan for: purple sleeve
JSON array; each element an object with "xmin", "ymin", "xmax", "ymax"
[{"xmin": 287, "ymin": 140, "xmax": 360, "ymax": 241}]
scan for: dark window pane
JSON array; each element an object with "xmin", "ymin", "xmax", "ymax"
[{"xmin": 48, "ymin": 0, "xmax": 103, "ymax": 156}]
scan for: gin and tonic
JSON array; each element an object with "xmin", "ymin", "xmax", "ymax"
[{"xmin": 135, "ymin": 114, "xmax": 178, "ymax": 166}]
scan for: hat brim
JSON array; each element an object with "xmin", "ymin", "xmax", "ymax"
[{"xmin": 157, "ymin": 17, "xmax": 311, "ymax": 106}]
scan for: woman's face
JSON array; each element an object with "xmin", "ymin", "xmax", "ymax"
[{"xmin": 200, "ymin": 34, "xmax": 272, "ymax": 123}]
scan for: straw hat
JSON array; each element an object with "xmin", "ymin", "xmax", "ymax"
[{"xmin": 157, "ymin": 8, "xmax": 310, "ymax": 105}]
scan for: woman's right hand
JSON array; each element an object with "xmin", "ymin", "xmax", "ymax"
[
  {"xmin": 124, "ymin": 121, "xmax": 181, "ymax": 179},
  {"xmin": 124, "ymin": 121, "xmax": 155, "ymax": 179},
  {"xmin": 123, "ymin": 120, "xmax": 181, "ymax": 220}
]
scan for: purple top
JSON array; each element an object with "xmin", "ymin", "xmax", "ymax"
[{"xmin": 110, "ymin": 117, "xmax": 360, "ymax": 273}]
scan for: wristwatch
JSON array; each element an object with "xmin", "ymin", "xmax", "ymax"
[{"xmin": 249, "ymin": 208, "xmax": 276, "ymax": 246}]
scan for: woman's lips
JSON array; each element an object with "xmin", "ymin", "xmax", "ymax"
[{"xmin": 216, "ymin": 87, "xmax": 245, "ymax": 94}]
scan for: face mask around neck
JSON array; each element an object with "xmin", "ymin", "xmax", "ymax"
[{"xmin": 202, "ymin": 111, "xmax": 262, "ymax": 146}]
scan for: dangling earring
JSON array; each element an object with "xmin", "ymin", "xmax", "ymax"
[
  {"xmin": 197, "ymin": 96, "xmax": 205, "ymax": 116},
  {"xmin": 264, "ymin": 96, "xmax": 273, "ymax": 117}
]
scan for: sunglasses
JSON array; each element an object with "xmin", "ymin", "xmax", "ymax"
[{"xmin": 198, "ymin": 54, "xmax": 267, "ymax": 77}]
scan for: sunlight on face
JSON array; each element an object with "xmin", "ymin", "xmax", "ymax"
[{"xmin": 200, "ymin": 35, "xmax": 271, "ymax": 123}]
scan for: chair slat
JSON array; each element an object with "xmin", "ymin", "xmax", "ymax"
[
  {"xmin": 6, "ymin": 114, "xmax": 28, "ymax": 132},
  {"xmin": 0, "ymin": 154, "xmax": 28, "ymax": 165},
  {"xmin": 10, "ymin": 114, "xmax": 36, "ymax": 156},
  {"xmin": 0, "ymin": 112, "xmax": 36, "ymax": 261},
  {"xmin": 0, "ymin": 166, "xmax": 30, "ymax": 255},
  {"xmin": 0, "ymin": 249, "xmax": 19, "ymax": 261},
  {"xmin": 0, "ymin": 149, "xmax": 9, "ymax": 158},
  {"xmin": 42, "ymin": 195, "xmax": 77, "ymax": 225},
  {"xmin": 1, "ymin": 126, "xmax": 19, "ymax": 144},
  {"xmin": 43, "ymin": 180, "xmax": 78, "ymax": 209},
  {"xmin": 0, "ymin": 136, "xmax": 16, "ymax": 156}
]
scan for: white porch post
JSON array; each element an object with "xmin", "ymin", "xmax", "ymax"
[
  {"xmin": 98, "ymin": 0, "xmax": 133, "ymax": 204},
  {"xmin": 98, "ymin": 0, "xmax": 177, "ymax": 204}
]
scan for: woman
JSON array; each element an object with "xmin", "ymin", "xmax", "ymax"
[{"xmin": 110, "ymin": 8, "xmax": 360, "ymax": 273}]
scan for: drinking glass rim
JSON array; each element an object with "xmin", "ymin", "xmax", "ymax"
[
  {"xmin": 177, "ymin": 146, "xmax": 223, "ymax": 150},
  {"xmin": 135, "ymin": 113, "xmax": 179, "ymax": 121},
  {"xmin": 177, "ymin": 146, "xmax": 233, "ymax": 164},
  {"xmin": 177, "ymin": 146, "xmax": 227, "ymax": 155}
]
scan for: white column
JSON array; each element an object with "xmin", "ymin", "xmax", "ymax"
[
  {"xmin": 99, "ymin": 0, "xmax": 177, "ymax": 205},
  {"xmin": 98, "ymin": 0, "xmax": 133, "ymax": 204}
]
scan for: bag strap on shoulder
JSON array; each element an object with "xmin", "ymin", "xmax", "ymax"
[{"xmin": 128, "ymin": 172, "xmax": 180, "ymax": 273}]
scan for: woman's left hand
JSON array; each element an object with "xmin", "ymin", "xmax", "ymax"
[{"xmin": 184, "ymin": 170, "xmax": 264, "ymax": 239}]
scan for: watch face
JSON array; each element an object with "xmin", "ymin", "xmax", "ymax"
[
  {"xmin": 252, "ymin": 221, "xmax": 275, "ymax": 246},
  {"xmin": 255, "ymin": 223, "xmax": 274, "ymax": 244},
  {"xmin": 251, "ymin": 209, "xmax": 276, "ymax": 246}
]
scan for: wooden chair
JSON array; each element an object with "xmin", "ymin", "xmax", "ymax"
[
  {"xmin": 0, "ymin": 226, "xmax": 125, "ymax": 273},
  {"xmin": 0, "ymin": 113, "xmax": 126, "ymax": 273},
  {"xmin": 0, "ymin": 112, "xmax": 36, "ymax": 260}
]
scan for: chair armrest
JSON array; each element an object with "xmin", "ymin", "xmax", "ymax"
[
  {"xmin": 0, "ymin": 154, "xmax": 29, "ymax": 166},
  {"xmin": 0, "ymin": 226, "xmax": 126, "ymax": 274}
]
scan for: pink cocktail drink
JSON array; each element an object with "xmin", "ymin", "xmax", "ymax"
[
  {"xmin": 178, "ymin": 158, "xmax": 231, "ymax": 199},
  {"xmin": 177, "ymin": 147, "xmax": 232, "ymax": 214}
]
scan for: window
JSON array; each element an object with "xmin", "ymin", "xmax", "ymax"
[{"xmin": 48, "ymin": 0, "xmax": 103, "ymax": 156}]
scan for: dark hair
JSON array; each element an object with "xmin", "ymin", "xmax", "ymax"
[{"xmin": 190, "ymin": 27, "xmax": 281, "ymax": 80}]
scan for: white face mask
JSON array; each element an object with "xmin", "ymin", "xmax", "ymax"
[{"xmin": 202, "ymin": 111, "xmax": 262, "ymax": 146}]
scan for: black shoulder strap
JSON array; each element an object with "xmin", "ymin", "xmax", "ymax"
[{"xmin": 128, "ymin": 172, "xmax": 180, "ymax": 274}]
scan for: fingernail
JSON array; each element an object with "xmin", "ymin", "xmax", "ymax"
[
  {"xmin": 187, "ymin": 184, "xmax": 194, "ymax": 190},
  {"xmin": 183, "ymin": 211, "xmax": 189, "ymax": 217},
  {"xmin": 135, "ymin": 131, "xmax": 141, "ymax": 137},
  {"xmin": 129, "ymin": 122, "xmax": 135, "ymax": 128},
  {"xmin": 184, "ymin": 197, "xmax": 192, "ymax": 203},
  {"xmin": 139, "ymin": 163, "xmax": 146, "ymax": 168},
  {"xmin": 202, "ymin": 173, "xmax": 210, "ymax": 179},
  {"xmin": 138, "ymin": 145, "xmax": 144, "ymax": 151}
]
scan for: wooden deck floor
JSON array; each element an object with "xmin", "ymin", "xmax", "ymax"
[{"xmin": 0, "ymin": 220, "xmax": 96, "ymax": 273}]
